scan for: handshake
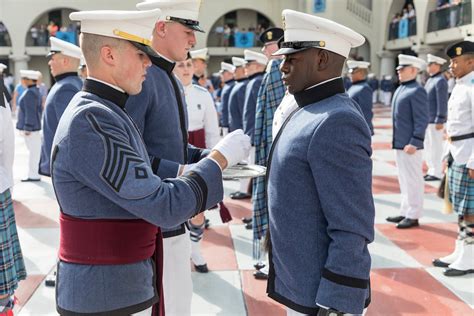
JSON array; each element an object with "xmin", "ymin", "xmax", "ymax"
[{"xmin": 210, "ymin": 130, "xmax": 251, "ymax": 169}]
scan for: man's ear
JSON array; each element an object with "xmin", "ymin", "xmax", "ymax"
[
  {"xmin": 316, "ymin": 49, "xmax": 330, "ymax": 71},
  {"xmin": 100, "ymin": 45, "xmax": 116, "ymax": 67},
  {"xmin": 154, "ymin": 21, "xmax": 167, "ymax": 38}
]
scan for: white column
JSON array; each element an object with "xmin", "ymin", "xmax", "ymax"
[
  {"xmin": 10, "ymin": 54, "xmax": 30, "ymax": 84},
  {"xmin": 377, "ymin": 50, "xmax": 396, "ymax": 77}
]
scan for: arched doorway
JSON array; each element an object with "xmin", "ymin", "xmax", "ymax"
[
  {"xmin": 0, "ymin": 22, "xmax": 12, "ymax": 47},
  {"xmin": 24, "ymin": 7, "xmax": 79, "ymax": 88},
  {"xmin": 26, "ymin": 7, "xmax": 79, "ymax": 47},
  {"xmin": 207, "ymin": 9, "xmax": 275, "ymax": 48},
  {"xmin": 350, "ymin": 38, "xmax": 371, "ymax": 62}
]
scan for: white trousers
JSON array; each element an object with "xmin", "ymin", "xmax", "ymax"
[
  {"xmin": 162, "ymin": 230, "xmax": 192, "ymax": 316},
  {"xmin": 239, "ymin": 146, "xmax": 256, "ymax": 192},
  {"xmin": 396, "ymin": 150, "xmax": 424, "ymax": 219},
  {"xmin": 372, "ymin": 90, "xmax": 378, "ymax": 103},
  {"xmin": 382, "ymin": 91, "xmax": 392, "ymax": 107},
  {"xmin": 23, "ymin": 131, "xmax": 41, "ymax": 179},
  {"xmin": 423, "ymin": 124, "xmax": 445, "ymax": 178}
]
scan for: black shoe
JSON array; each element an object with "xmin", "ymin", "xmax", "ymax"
[
  {"xmin": 253, "ymin": 270, "xmax": 268, "ymax": 280},
  {"xmin": 230, "ymin": 192, "xmax": 251, "ymax": 200},
  {"xmin": 245, "ymin": 222, "xmax": 252, "ymax": 230},
  {"xmin": 386, "ymin": 215, "xmax": 405, "ymax": 223},
  {"xmin": 21, "ymin": 178, "xmax": 41, "ymax": 182},
  {"xmin": 396, "ymin": 218, "xmax": 419, "ymax": 229},
  {"xmin": 432, "ymin": 258, "xmax": 450, "ymax": 268},
  {"xmin": 229, "ymin": 191, "xmax": 240, "ymax": 198},
  {"xmin": 443, "ymin": 268, "xmax": 474, "ymax": 277},
  {"xmin": 254, "ymin": 262, "xmax": 265, "ymax": 270},
  {"xmin": 45, "ymin": 274, "xmax": 56, "ymax": 287},
  {"xmin": 424, "ymin": 175, "xmax": 441, "ymax": 181},
  {"xmin": 204, "ymin": 218, "xmax": 210, "ymax": 229},
  {"xmin": 194, "ymin": 263, "xmax": 209, "ymax": 273},
  {"xmin": 242, "ymin": 217, "xmax": 252, "ymax": 224}
]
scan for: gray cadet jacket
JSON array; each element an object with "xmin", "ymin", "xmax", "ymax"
[
  {"xmin": 52, "ymin": 79, "xmax": 223, "ymax": 315},
  {"xmin": 126, "ymin": 56, "xmax": 209, "ymax": 237},
  {"xmin": 424, "ymin": 73, "xmax": 448, "ymax": 124},
  {"xmin": 347, "ymin": 79, "xmax": 374, "ymax": 135},
  {"xmin": 39, "ymin": 72, "xmax": 83, "ymax": 176},
  {"xmin": 267, "ymin": 78, "xmax": 373, "ymax": 315},
  {"xmin": 391, "ymin": 79, "xmax": 429, "ymax": 149}
]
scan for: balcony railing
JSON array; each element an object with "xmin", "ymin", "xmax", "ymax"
[
  {"xmin": 428, "ymin": 0, "xmax": 472, "ymax": 32},
  {"xmin": 388, "ymin": 16, "xmax": 417, "ymax": 40}
]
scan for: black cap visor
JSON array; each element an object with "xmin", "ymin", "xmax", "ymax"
[
  {"xmin": 272, "ymin": 41, "xmax": 325, "ymax": 56},
  {"xmin": 130, "ymin": 41, "xmax": 159, "ymax": 59},
  {"xmin": 167, "ymin": 16, "xmax": 205, "ymax": 33}
]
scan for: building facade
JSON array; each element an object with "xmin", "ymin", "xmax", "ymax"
[{"xmin": 0, "ymin": 0, "xmax": 472, "ymax": 87}]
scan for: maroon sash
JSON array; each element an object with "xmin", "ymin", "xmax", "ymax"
[
  {"xmin": 59, "ymin": 212, "xmax": 165, "ymax": 316},
  {"xmin": 188, "ymin": 128, "xmax": 206, "ymax": 148}
]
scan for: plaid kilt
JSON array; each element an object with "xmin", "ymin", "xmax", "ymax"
[
  {"xmin": 448, "ymin": 162, "xmax": 474, "ymax": 215},
  {"xmin": 0, "ymin": 189, "xmax": 27, "ymax": 295},
  {"xmin": 251, "ymin": 60, "xmax": 285, "ymax": 259}
]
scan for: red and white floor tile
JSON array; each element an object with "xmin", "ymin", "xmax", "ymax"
[{"xmin": 10, "ymin": 105, "xmax": 473, "ymax": 315}]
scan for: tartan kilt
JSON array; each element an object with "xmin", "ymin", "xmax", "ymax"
[
  {"xmin": 0, "ymin": 189, "xmax": 27, "ymax": 295},
  {"xmin": 448, "ymin": 162, "xmax": 474, "ymax": 215}
]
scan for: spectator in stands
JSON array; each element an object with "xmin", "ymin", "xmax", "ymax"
[
  {"xmin": 407, "ymin": 4, "xmax": 416, "ymax": 18},
  {"xmin": 38, "ymin": 25, "xmax": 48, "ymax": 46},
  {"xmin": 223, "ymin": 24, "xmax": 230, "ymax": 47},
  {"xmin": 30, "ymin": 26, "xmax": 39, "ymax": 46},
  {"xmin": 47, "ymin": 21, "xmax": 58, "ymax": 37}
]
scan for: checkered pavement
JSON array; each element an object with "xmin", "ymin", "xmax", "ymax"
[{"xmin": 9, "ymin": 106, "xmax": 473, "ymax": 315}]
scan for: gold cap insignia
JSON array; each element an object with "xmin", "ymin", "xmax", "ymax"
[
  {"xmin": 319, "ymin": 41, "xmax": 325, "ymax": 47},
  {"xmin": 267, "ymin": 31, "xmax": 273, "ymax": 41},
  {"xmin": 113, "ymin": 29, "xmax": 151, "ymax": 46},
  {"xmin": 456, "ymin": 47, "xmax": 462, "ymax": 56}
]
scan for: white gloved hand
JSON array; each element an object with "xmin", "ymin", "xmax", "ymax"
[{"xmin": 212, "ymin": 129, "xmax": 251, "ymax": 167}]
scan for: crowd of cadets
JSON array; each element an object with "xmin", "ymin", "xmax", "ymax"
[{"xmin": 0, "ymin": 1, "xmax": 472, "ymax": 315}]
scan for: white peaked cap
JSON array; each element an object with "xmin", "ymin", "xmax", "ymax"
[
  {"xmin": 232, "ymin": 57, "xmax": 247, "ymax": 67},
  {"xmin": 274, "ymin": 9, "xmax": 365, "ymax": 58},
  {"xmin": 20, "ymin": 70, "xmax": 40, "ymax": 80},
  {"xmin": 69, "ymin": 9, "xmax": 161, "ymax": 49},
  {"xmin": 49, "ymin": 37, "xmax": 82, "ymax": 59},
  {"xmin": 397, "ymin": 54, "xmax": 426, "ymax": 70},
  {"xmin": 346, "ymin": 60, "xmax": 370, "ymax": 69},
  {"xmin": 190, "ymin": 48, "xmax": 208, "ymax": 60},
  {"xmin": 0, "ymin": 63, "xmax": 6, "ymax": 73},
  {"xmin": 427, "ymin": 54, "xmax": 447, "ymax": 65},
  {"xmin": 220, "ymin": 62, "xmax": 235, "ymax": 73},
  {"xmin": 136, "ymin": 0, "xmax": 203, "ymax": 32},
  {"xmin": 244, "ymin": 50, "xmax": 268, "ymax": 65}
]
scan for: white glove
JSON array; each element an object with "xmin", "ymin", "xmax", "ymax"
[{"xmin": 212, "ymin": 129, "xmax": 251, "ymax": 167}]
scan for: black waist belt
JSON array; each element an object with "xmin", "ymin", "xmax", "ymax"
[
  {"xmin": 162, "ymin": 223, "xmax": 186, "ymax": 238},
  {"xmin": 449, "ymin": 133, "xmax": 474, "ymax": 142}
]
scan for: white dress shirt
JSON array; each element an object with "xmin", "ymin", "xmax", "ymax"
[
  {"xmin": 183, "ymin": 84, "xmax": 220, "ymax": 148},
  {"xmin": 272, "ymin": 92, "xmax": 298, "ymax": 140},
  {"xmin": 0, "ymin": 95, "xmax": 15, "ymax": 193},
  {"xmin": 446, "ymin": 71, "xmax": 474, "ymax": 168}
]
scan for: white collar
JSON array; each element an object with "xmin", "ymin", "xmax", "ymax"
[
  {"xmin": 87, "ymin": 76, "xmax": 125, "ymax": 93},
  {"xmin": 456, "ymin": 71, "xmax": 474, "ymax": 84}
]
